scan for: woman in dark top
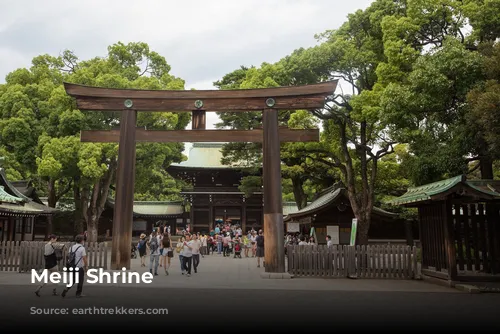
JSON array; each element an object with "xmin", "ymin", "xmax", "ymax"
[
  {"xmin": 161, "ymin": 233, "xmax": 173, "ymax": 275},
  {"xmin": 138, "ymin": 233, "xmax": 148, "ymax": 267}
]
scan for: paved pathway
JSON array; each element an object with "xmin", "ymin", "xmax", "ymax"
[
  {"xmin": 3, "ymin": 252, "xmax": 500, "ymax": 330},
  {"xmin": 1, "ymin": 252, "xmax": 456, "ymax": 292},
  {"xmin": 2, "ymin": 285, "xmax": 500, "ymax": 330}
]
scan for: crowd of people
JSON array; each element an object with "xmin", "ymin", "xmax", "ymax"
[{"xmin": 135, "ymin": 222, "xmax": 266, "ymax": 276}]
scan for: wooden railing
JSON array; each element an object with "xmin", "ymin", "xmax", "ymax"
[
  {"xmin": 0, "ymin": 241, "xmax": 108, "ymax": 272},
  {"xmin": 286, "ymin": 245, "xmax": 420, "ymax": 279}
]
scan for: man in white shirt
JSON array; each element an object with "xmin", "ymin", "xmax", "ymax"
[
  {"xmin": 62, "ymin": 234, "xmax": 88, "ymax": 298},
  {"xmin": 298, "ymin": 235, "xmax": 308, "ymax": 246},
  {"xmin": 190, "ymin": 234, "xmax": 202, "ymax": 273},
  {"xmin": 326, "ymin": 235, "xmax": 333, "ymax": 248},
  {"xmin": 200, "ymin": 234, "xmax": 207, "ymax": 257},
  {"xmin": 182, "ymin": 234, "xmax": 193, "ymax": 277}
]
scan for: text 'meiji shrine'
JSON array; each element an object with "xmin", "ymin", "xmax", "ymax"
[{"xmin": 64, "ymin": 81, "xmax": 338, "ymax": 274}]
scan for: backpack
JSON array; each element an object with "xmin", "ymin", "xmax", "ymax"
[
  {"xmin": 256, "ymin": 235, "xmax": 264, "ymax": 247},
  {"xmin": 52, "ymin": 245, "xmax": 63, "ymax": 261},
  {"xmin": 149, "ymin": 236, "xmax": 159, "ymax": 253},
  {"xmin": 66, "ymin": 245, "xmax": 82, "ymax": 269}
]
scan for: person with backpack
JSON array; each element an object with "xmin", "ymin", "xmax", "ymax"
[
  {"xmin": 137, "ymin": 233, "xmax": 147, "ymax": 267},
  {"xmin": 148, "ymin": 230, "xmax": 161, "ymax": 276},
  {"xmin": 35, "ymin": 234, "xmax": 62, "ymax": 297},
  {"xmin": 256, "ymin": 229, "xmax": 265, "ymax": 268},
  {"xmin": 61, "ymin": 234, "xmax": 87, "ymax": 298}
]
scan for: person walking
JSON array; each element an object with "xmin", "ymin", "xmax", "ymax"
[
  {"xmin": 161, "ymin": 232, "xmax": 173, "ymax": 275},
  {"xmin": 200, "ymin": 234, "xmax": 207, "ymax": 257},
  {"xmin": 191, "ymin": 234, "xmax": 201, "ymax": 273},
  {"xmin": 255, "ymin": 229, "xmax": 264, "ymax": 268},
  {"xmin": 181, "ymin": 234, "xmax": 193, "ymax": 277},
  {"xmin": 223, "ymin": 233, "xmax": 231, "ymax": 257},
  {"xmin": 242, "ymin": 234, "xmax": 250, "ymax": 257},
  {"xmin": 137, "ymin": 233, "xmax": 147, "ymax": 267},
  {"xmin": 250, "ymin": 231, "xmax": 257, "ymax": 257},
  {"xmin": 148, "ymin": 230, "xmax": 161, "ymax": 276},
  {"xmin": 216, "ymin": 233, "xmax": 223, "ymax": 254},
  {"xmin": 35, "ymin": 234, "xmax": 62, "ymax": 297},
  {"xmin": 176, "ymin": 236, "xmax": 186, "ymax": 275},
  {"xmin": 62, "ymin": 234, "xmax": 87, "ymax": 298}
]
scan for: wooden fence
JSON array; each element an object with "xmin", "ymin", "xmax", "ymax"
[
  {"xmin": 287, "ymin": 245, "xmax": 420, "ymax": 279},
  {"xmin": 0, "ymin": 241, "xmax": 108, "ymax": 272}
]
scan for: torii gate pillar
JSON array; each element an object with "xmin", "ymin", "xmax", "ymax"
[
  {"xmin": 262, "ymin": 108, "xmax": 286, "ymax": 274},
  {"xmin": 110, "ymin": 109, "xmax": 137, "ymax": 270}
]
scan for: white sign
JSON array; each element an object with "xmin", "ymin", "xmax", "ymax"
[
  {"xmin": 327, "ymin": 225, "xmax": 340, "ymax": 245},
  {"xmin": 287, "ymin": 222, "xmax": 300, "ymax": 233},
  {"xmin": 132, "ymin": 220, "xmax": 146, "ymax": 231}
]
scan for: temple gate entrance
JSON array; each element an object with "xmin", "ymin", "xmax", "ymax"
[{"xmin": 64, "ymin": 81, "xmax": 337, "ymax": 274}]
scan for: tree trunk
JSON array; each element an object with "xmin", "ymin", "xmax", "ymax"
[
  {"xmin": 86, "ymin": 216, "xmax": 99, "ymax": 243},
  {"xmin": 356, "ymin": 210, "xmax": 372, "ymax": 245},
  {"xmin": 73, "ymin": 180, "xmax": 85, "ymax": 236},
  {"xmin": 291, "ymin": 176, "xmax": 308, "ymax": 210},
  {"xmin": 47, "ymin": 178, "xmax": 57, "ymax": 208},
  {"xmin": 82, "ymin": 163, "xmax": 116, "ymax": 243},
  {"xmin": 479, "ymin": 155, "xmax": 494, "ymax": 179},
  {"xmin": 45, "ymin": 215, "xmax": 53, "ymax": 239}
]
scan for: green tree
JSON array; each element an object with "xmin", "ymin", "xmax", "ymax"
[
  {"xmin": 0, "ymin": 42, "xmax": 190, "ymax": 241},
  {"xmin": 215, "ymin": 63, "xmax": 338, "ymax": 210},
  {"xmin": 378, "ymin": 0, "xmax": 500, "ymax": 183}
]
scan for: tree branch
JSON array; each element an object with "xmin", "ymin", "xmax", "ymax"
[{"xmin": 55, "ymin": 178, "xmax": 73, "ymax": 203}]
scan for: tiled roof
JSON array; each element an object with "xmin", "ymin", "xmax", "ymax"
[
  {"xmin": 0, "ymin": 168, "xmax": 58, "ymax": 215},
  {"xmin": 0, "ymin": 201, "xmax": 51, "ymax": 216},
  {"xmin": 387, "ymin": 175, "xmax": 500, "ymax": 206},
  {"xmin": 284, "ymin": 186, "xmax": 397, "ymax": 221},
  {"xmin": 282, "ymin": 202, "xmax": 309, "ymax": 215},
  {"xmin": 0, "ymin": 186, "xmax": 24, "ymax": 204}
]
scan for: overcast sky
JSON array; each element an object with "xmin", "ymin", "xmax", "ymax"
[{"xmin": 0, "ymin": 0, "xmax": 372, "ymax": 131}]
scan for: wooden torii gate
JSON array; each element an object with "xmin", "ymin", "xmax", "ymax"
[{"xmin": 64, "ymin": 80, "xmax": 337, "ymax": 274}]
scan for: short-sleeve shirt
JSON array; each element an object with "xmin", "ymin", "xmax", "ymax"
[
  {"xmin": 69, "ymin": 244, "xmax": 86, "ymax": 268},
  {"xmin": 191, "ymin": 240, "xmax": 201, "ymax": 255},
  {"xmin": 183, "ymin": 241, "xmax": 193, "ymax": 257},
  {"xmin": 44, "ymin": 243, "xmax": 55, "ymax": 256}
]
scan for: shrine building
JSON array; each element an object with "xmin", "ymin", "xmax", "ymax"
[{"xmin": 167, "ymin": 143, "xmax": 300, "ymax": 234}]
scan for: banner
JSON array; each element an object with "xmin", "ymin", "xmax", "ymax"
[
  {"xmin": 350, "ymin": 218, "xmax": 357, "ymax": 246},
  {"xmin": 287, "ymin": 222, "xmax": 300, "ymax": 233}
]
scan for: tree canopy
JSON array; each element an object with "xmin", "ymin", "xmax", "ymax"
[{"xmin": 1, "ymin": 0, "xmax": 499, "ymax": 244}]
